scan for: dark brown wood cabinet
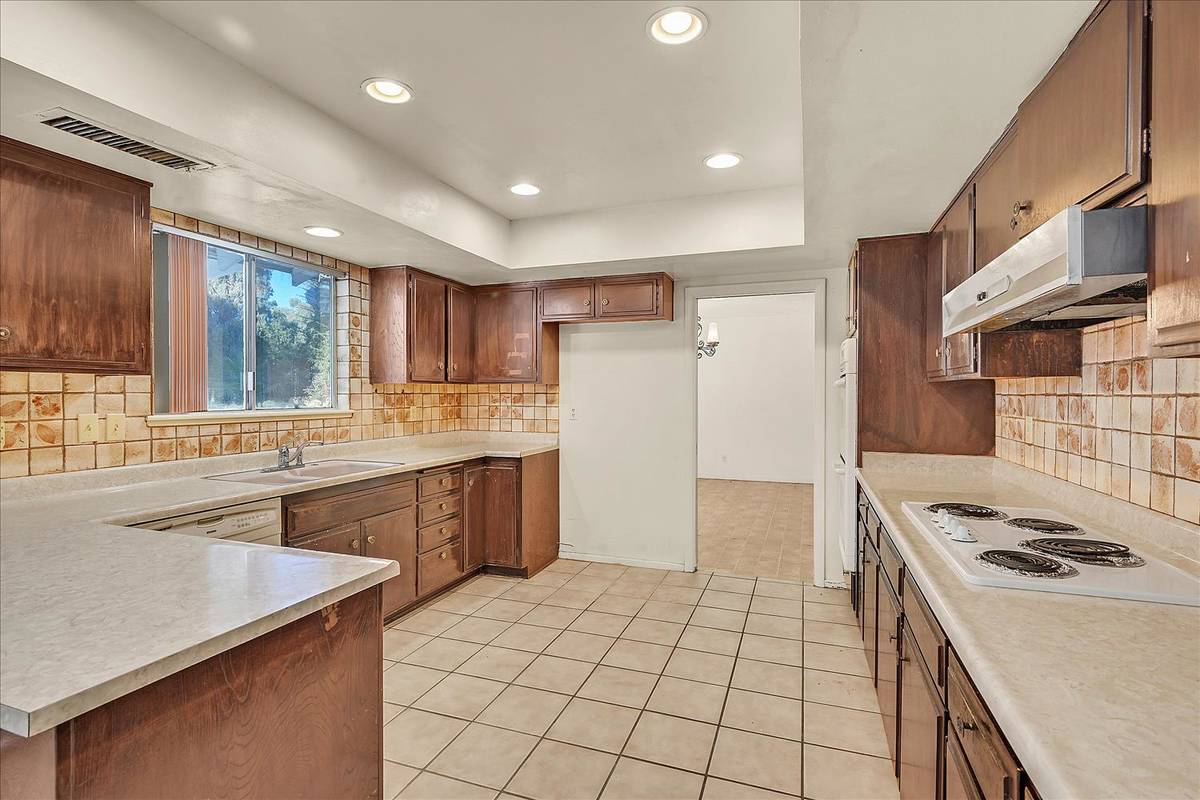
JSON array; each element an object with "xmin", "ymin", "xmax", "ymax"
[
  {"xmin": 947, "ymin": 651, "xmax": 1021, "ymax": 800},
  {"xmin": 942, "ymin": 188, "xmax": 976, "ymax": 375},
  {"xmin": 0, "ymin": 137, "xmax": 152, "ymax": 374},
  {"xmin": 408, "ymin": 271, "xmax": 448, "ymax": 382},
  {"xmin": 878, "ymin": 582, "xmax": 902, "ymax": 767},
  {"xmin": 540, "ymin": 282, "xmax": 595, "ymax": 321},
  {"xmin": 924, "ymin": 227, "xmax": 945, "ymax": 377},
  {"xmin": 1017, "ymin": 0, "xmax": 1146, "ymax": 234},
  {"xmin": 973, "ymin": 122, "xmax": 1023, "ymax": 271},
  {"xmin": 363, "ymin": 507, "xmax": 418, "ymax": 615},
  {"xmin": 596, "ymin": 275, "xmax": 671, "ymax": 320},
  {"xmin": 945, "ymin": 731, "xmax": 984, "ymax": 800},
  {"xmin": 862, "ymin": 538, "xmax": 879, "ymax": 683},
  {"xmin": 369, "ymin": 266, "xmax": 474, "ymax": 384},
  {"xmin": 474, "ymin": 286, "xmax": 541, "ymax": 383},
  {"xmin": 448, "ymin": 283, "xmax": 475, "ymax": 381},
  {"xmin": 483, "ymin": 459, "xmax": 521, "ymax": 568},
  {"xmin": 1146, "ymin": 0, "xmax": 1200, "ymax": 356},
  {"xmin": 464, "ymin": 462, "xmax": 486, "ymax": 571},
  {"xmin": 899, "ymin": 627, "xmax": 943, "ymax": 800},
  {"xmin": 292, "ymin": 521, "xmax": 362, "ymax": 556}
]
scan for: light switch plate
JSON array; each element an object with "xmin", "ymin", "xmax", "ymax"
[
  {"xmin": 105, "ymin": 413, "xmax": 126, "ymax": 442},
  {"xmin": 79, "ymin": 413, "xmax": 100, "ymax": 443}
]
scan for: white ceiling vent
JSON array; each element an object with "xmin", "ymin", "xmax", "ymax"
[{"xmin": 35, "ymin": 108, "xmax": 215, "ymax": 171}]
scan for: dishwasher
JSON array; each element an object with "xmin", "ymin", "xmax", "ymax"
[{"xmin": 134, "ymin": 498, "xmax": 283, "ymax": 546}]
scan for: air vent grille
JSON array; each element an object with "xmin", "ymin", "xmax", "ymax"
[{"xmin": 39, "ymin": 114, "xmax": 213, "ymax": 171}]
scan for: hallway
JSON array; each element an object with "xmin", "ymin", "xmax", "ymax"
[{"xmin": 697, "ymin": 480, "xmax": 813, "ymax": 581}]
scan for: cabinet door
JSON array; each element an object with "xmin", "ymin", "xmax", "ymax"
[
  {"xmin": 292, "ymin": 521, "xmax": 362, "ymax": 556},
  {"xmin": 943, "ymin": 187, "xmax": 976, "ymax": 374},
  {"xmin": 483, "ymin": 461, "xmax": 520, "ymax": 568},
  {"xmin": 474, "ymin": 287, "xmax": 538, "ymax": 382},
  {"xmin": 0, "ymin": 138, "xmax": 151, "ymax": 373},
  {"xmin": 1018, "ymin": 0, "xmax": 1146, "ymax": 232},
  {"xmin": 847, "ymin": 247, "xmax": 860, "ymax": 338},
  {"xmin": 862, "ymin": 539, "xmax": 879, "ymax": 684},
  {"xmin": 408, "ymin": 271, "xmax": 447, "ymax": 382},
  {"xmin": 1147, "ymin": 0, "xmax": 1200, "ymax": 354},
  {"xmin": 464, "ymin": 464, "xmax": 486, "ymax": 571},
  {"xmin": 540, "ymin": 283, "xmax": 595, "ymax": 321},
  {"xmin": 447, "ymin": 283, "xmax": 475, "ymax": 382},
  {"xmin": 878, "ymin": 583, "xmax": 902, "ymax": 768},
  {"xmin": 597, "ymin": 277, "xmax": 659, "ymax": 318},
  {"xmin": 974, "ymin": 123, "xmax": 1023, "ymax": 270},
  {"xmin": 925, "ymin": 226, "xmax": 946, "ymax": 377},
  {"xmin": 363, "ymin": 507, "xmax": 417, "ymax": 617},
  {"xmin": 945, "ymin": 732, "xmax": 984, "ymax": 800},
  {"xmin": 369, "ymin": 267, "xmax": 411, "ymax": 384},
  {"xmin": 899, "ymin": 628, "xmax": 943, "ymax": 800}
]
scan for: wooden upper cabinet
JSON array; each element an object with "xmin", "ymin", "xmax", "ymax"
[
  {"xmin": 408, "ymin": 271, "xmax": 448, "ymax": 382},
  {"xmin": 974, "ymin": 122, "xmax": 1023, "ymax": 270},
  {"xmin": 1017, "ymin": 0, "xmax": 1147, "ymax": 233},
  {"xmin": 540, "ymin": 282, "xmax": 594, "ymax": 321},
  {"xmin": 925, "ymin": 226, "xmax": 946, "ymax": 377},
  {"xmin": 369, "ymin": 266, "xmax": 411, "ymax": 384},
  {"xmin": 447, "ymin": 283, "xmax": 475, "ymax": 381},
  {"xmin": 597, "ymin": 275, "xmax": 667, "ymax": 319},
  {"xmin": 0, "ymin": 137, "xmax": 151, "ymax": 374},
  {"xmin": 474, "ymin": 286, "xmax": 539, "ymax": 382},
  {"xmin": 943, "ymin": 187, "xmax": 976, "ymax": 375},
  {"xmin": 1147, "ymin": 0, "xmax": 1200, "ymax": 355}
]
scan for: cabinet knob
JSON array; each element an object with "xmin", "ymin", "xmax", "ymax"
[
  {"xmin": 439, "ymin": 551, "xmax": 448, "ymax": 560},
  {"xmin": 440, "ymin": 502, "xmax": 447, "ymax": 510},
  {"xmin": 0, "ymin": 325, "xmax": 10, "ymax": 341},
  {"xmin": 602, "ymin": 298, "xmax": 609, "ymax": 306},
  {"xmin": 954, "ymin": 716, "xmax": 977, "ymax": 736},
  {"xmin": 438, "ymin": 360, "xmax": 445, "ymax": 369},
  {"xmin": 468, "ymin": 479, "xmax": 475, "ymax": 487},
  {"xmin": 350, "ymin": 539, "xmax": 360, "ymax": 550},
  {"xmin": 440, "ymin": 527, "xmax": 448, "ymax": 534},
  {"xmin": 367, "ymin": 535, "xmax": 376, "ymax": 544},
  {"xmin": 1011, "ymin": 200, "xmax": 1031, "ymax": 216},
  {"xmin": 441, "ymin": 477, "xmax": 449, "ymax": 485},
  {"xmin": 583, "ymin": 299, "xmax": 591, "ymax": 307},
  {"xmin": 452, "ymin": 363, "xmax": 458, "ymax": 371}
]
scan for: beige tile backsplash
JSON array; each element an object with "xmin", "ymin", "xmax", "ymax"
[
  {"xmin": 0, "ymin": 211, "xmax": 557, "ymax": 478},
  {"xmin": 995, "ymin": 316, "xmax": 1199, "ymax": 524}
]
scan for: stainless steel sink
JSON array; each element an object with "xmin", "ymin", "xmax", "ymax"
[{"xmin": 206, "ymin": 460, "xmax": 402, "ymax": 486}]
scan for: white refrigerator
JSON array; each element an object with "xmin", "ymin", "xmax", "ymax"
[{"xmin": 834, "ymin": 337, "xmax": 857, "ymax": 573}]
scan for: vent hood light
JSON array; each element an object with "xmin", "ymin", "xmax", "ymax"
[
  {"xmin": 361, "ymin": 78, "xmax": 413, "ymax": 104},
  {"xmin": 304, "ymin": 226, "xmax": 342, "ymax": 238},
  {"xmin": 510, "ymin": 183, "xmax": 541, "ymax": 196},
  {"xmin": 647, "ymin": 7, "xmax": 707, "ymax": 44}
]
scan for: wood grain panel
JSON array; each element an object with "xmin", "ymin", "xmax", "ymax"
[
  {"xmin": 878, "ymin": 583, "xmax": 901, "ymax": 768},
  {"xmin": 519, "ymin": 450, "xmax": 560, "ymax": 577},
  {"xmin": 408, "ymin": 270, "xmax": 447, "ymax": 382},
  {"xmin": 483, "ymin": 459, "xmax": 520, "ymax": 568},
  {"xmin": 943, "ymin": 188, "xmax": 976, "ymax": 375},
  {"xmin": 418, "ymin": 542, "xmax": 463, "ymax": 595},
  {"xmin": 597, "ymin": 277, "xmax": 659, "ymax": 318},
  {"xmin": 1, "ymin": 728, "xmax": 55, "ymax": 800},
  {"xmin": 540, "ymin": 282, "xmax": 595, "ymax": 321},
  {"xmin": 418, "ymin": 517, "xmax": 461, "ymax": 553},
  {"xmin": 418, "ymin": 469, "xmax": 462, "ymax": 499},
  {"xmin": 364, "ymin": 507, "xmax": 417, "ymax": 617},
  {"xmin": 463, "ymin": 462, "xmax": 486, "ymax": 572},
  {"xmin": 899, "ymin": 628, "xmax": 943, "ymax": 800},
  {"xmin": 417, "ymin": 494, "xmax": 461, "ymax": 526},
  {"xmin": 57, "ymin": 588, "xmax": 382, "ymax": 799},
  {"xmin": 448, "ymin": 283, "xmax": 475, "ymax": 382},
  {"xmin": 979, "ymin": 330, "xmax": 1081, "ymax": 377},
  {"xmin": 856, "ymin": 234, "xmax": 994, "ymax": 461},
  {"xmin": 973, "ymin": 122, "xmax": 1023, "ymax": 270},
  {"xmin": 947, "ymin": 650, "xmax": 1021, "ymax": 800},
  {"xmin": 292, "ymin": 521, "xmax": 362, "ymax": 556},
  {"xmin": 0, "ymin": 137, "xmax": 151, "ymax": 374},
  {"xmin": 474, "ymin": 286, "xmax": 538, "ymax": 382},
  {"xmin": 924, "ymin": 226, "xmax": 945, "ymax": 377},
  {"xmin": 286, "ymin": 479, "xmax": 415, "ymax": 539},
  {"xmin": 368, "ymin": 266, "xmax": 410, "ymax": 384}
]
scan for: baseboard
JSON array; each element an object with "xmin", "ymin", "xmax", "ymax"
[{"xmin": 558, "ymin": 550, "xmax": 688, "ymax": 572}]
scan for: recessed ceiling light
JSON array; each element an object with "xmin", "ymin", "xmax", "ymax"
[
  {"xmin": 360, "ymin": 77, "xmax": 413, "ymax": 104},
  {"xmin": 703, "ymin": 152, "xmax": 742, "ymax": 169},
  {"xmin": 647, "ymin": 6, "xmax": 707, "ymax": 45},
  {"xmin": 510, "ymin": 183, "xmax": 541, "ymax": 196},
  {"xmin": 304, "ymin": 226, "xmax": 343, "ymax": 238}
]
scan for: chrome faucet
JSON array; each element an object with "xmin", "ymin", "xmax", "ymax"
[{"xmin": 271, "ymin": 439, "xmax": 323, "ymax": 471}]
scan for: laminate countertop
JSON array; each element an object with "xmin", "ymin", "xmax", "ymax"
[
  {"xmin": 856, "ymin": 453, "xmax": 1200, "ymax": 800},
  {"xmin": 0, "ymin": 432, "xmax": 558, "ymax": 738}
]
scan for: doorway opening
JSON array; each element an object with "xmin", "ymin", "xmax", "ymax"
[{"xmin": 695, "ymin": 292, "xmax": 820, "ymax": 581}]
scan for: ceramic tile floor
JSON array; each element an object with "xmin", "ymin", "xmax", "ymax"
[
  {"xmin": 381, "ymin": 559, "xmax": 898, "ymax": 800},
  {"xmin": 698, "ymin": 480, "xmax": 814, "ymax": 581}
]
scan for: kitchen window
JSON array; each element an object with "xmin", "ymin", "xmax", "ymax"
[{"xmin": 152, "ymin": 229, "xmax": 336, "ymax": 414}]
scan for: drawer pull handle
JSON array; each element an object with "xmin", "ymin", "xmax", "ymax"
[
  {"xmin": 887, "ymin": 632, "xmax": 897, "ymax": 642},
  {"xmin": 350, "ymin": 539, "xmax": 360, "ymax": 550},
  {"xmin": 367, "ymin": 535, "xmax": 376, "ymax": 544},
  {"xmin": 439, "ymin": 551, "xmax": 448, "ymax": 560},
  {"xmin": 954, "ymin": 716, "xmax": 977, "ymax": 736}
]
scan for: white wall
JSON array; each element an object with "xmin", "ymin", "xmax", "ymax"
[
  {"xmin": 559, "ymin": 268, "xmax": 847, "ymax": 584},
  {"xmin": 697, "ymin": 294, "xmax": 815, "ymax": 483}
]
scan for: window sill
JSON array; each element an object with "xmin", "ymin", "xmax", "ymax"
[{"xmin": 147, "ymin": 408, "xmax": 353, "ymax": 427}]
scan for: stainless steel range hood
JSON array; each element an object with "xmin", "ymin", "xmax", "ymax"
[{"xmin": 943, "ymin": 205, "xmax": 1147, "ymax": 336}]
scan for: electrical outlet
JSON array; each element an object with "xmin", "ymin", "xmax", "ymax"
[
  {"xmin": 105, "ymin": 413, "xmax": 126, "ymax": 442},
  {"xmin": 569, "ymin": 407, "xmax": 577, "ymax": 421},
  {"xmin": 79, "ymin": 413, "xmax": 100, "ymax": 443}
]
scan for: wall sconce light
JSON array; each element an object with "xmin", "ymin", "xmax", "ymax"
[{"xmin": 697, "ymin": 316, "xmax": 719, "ymax": 358}]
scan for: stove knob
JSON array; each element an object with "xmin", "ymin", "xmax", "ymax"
[{"xmin": 950, "ymin": 521, "xmax": 977, "ymax": 543}]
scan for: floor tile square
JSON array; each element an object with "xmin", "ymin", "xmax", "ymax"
[
  {"xmin": 623, "ymin": 711, "xmax": 717, "ymax": 772},
  {"xmin": 456, "ymin": 645, "xmax": 538, "ymax": 682},
  {"xmin": 384, "ymin": 702, "xmax": 405, "ymax": 725},
  {"xmin": 402, "ymin": 637, "xmax": 483, "ymax": 671},
  {"xmin": 650, "ymin": 585, "xmax": 704, "ymax": 605},
  {"xmin": 544, "ymin": 558, "xmax": 589, "ymax": 574},
  {"xmin": 385, "ymin": 629, "xmax": 434, "ymax": 661},
  {"xmin": 394, "ymin": 609, "xmax": 468, "ymax": 636},
  {"xmin": 581, "ymin": 562, "xmax": 629, "ymax": 579},
  {"xmin": 459, "ymin": 576, "xmax": 520, "ymax": 598},
  {"xmin": 803, "ymin": 743, "xmax": 898, "ymax": 800},
  {"xmin": 507, "ymin": 740, "xmax": 616, "ymax": 800},
  {"xmin": 502, "ymin": 584, "xmax": 558, "ymax": 604},
  {"xmin": 721, "ymin": 688, "xmax": 803, "ymax": 741},
  {"xmin": 804, "ymin": 670, "xmax": 880, "ymax": 712},
  {"xmin": 546, "ymin": 697, "xmax": 640, "ymax": 753},
  {"xmin": 564, "ymin": 575, "xmax": 616, "ymax": 594},
  {"xmin": 701, "ymin": 778, "xmax": 797, "ymax": 799},
  {"xmin": 686, "ymin": 607, "xmax": 746, "ymax": 632},
  {"xmin": 646, "ymin": 675, "xmax": 728, "ymax": 723},
  {"xmin": 621, "ymin": 566, "xmax": 671, "ymax": 584},
  {"xmin": 661, "ymin": 571, "xmax": 712, "ymax": 589},
  {"xmin": 383, "ymin": 761, "xmax": 418, "ymax": 800},
  {"xmin": 519, "ymin": 604, "xmax": 584, "ymax": 629},
  {"xmin": 600, "ymin": 758, "xmax": 704, "ymax": 800},
  {"xmin": 738, "ymin": 634, "xmax": 803, "ymax": 667},
  {"xmin": 397, "ymin": 771, "xmax": 497, "ymax": 800},
  {"xmin": 676, "ymin": 626, "xmax": 741, "ymax": 656},
  {"xmin": 803, "ymin": 620, "xmax": 862, "ymax": 648},
  {"xmin": 748, "ymin": 596, "xmax": 804, "ymax": 619},
  {"xmin": 514, "ymin": 654, "xmax": 596, "ymax": 694},
  {"xmin": 477, "ymin": 685, "xmax": 570, "ymax": 735},
  {"xmin": 577, "ymin": 665, "xmax": 658, "ymax": 708},
  {"xmin": 620, "ymin": 617, "xmax": 685, "ymax": 646},
  {"xmin": 637, "ymin": 600, "xmax": 696, "ymax": 624},
  {"xmin": 803, "ymin": 602, "xmax": 857, "ymax": 626},
  {"xmin": 412, "ymin": 673, "xmax": 507, "ymax": 720},
  {"xmin": 708, "ymin": 727, "xmax": 803, "ymax": 796},
  {"xmin": 442, "ymin": 616, "xmax": 513, "ymax": 645},
  {"xmin": 752, "ymin": 580, "xmax": 805, "ymax": 602},
  {"xmin": 543, "ymin": 630, "xmax": 615, "ymax": 662},
  {"xmin": 730, "ymin": 659, "xmax": 803, "ymax": 700},
  {"xmin": 699, "ymin": 589, "xmax": 752, "ymax": 612},
  {"xmin": 427, "ymin": 722, "xmax": 539, "ymax": 789},
  {"xmin": 490, "ymin": 622, "xmax": 561, "ymax": 653},
  {"xmin": 803, "ymin": 702, "xmax": 890, "ymax": 758},
  {"xmin": 524, "ymin": 570, "xmax": 573, "ymax": 588},
  {"xmin": 804, "ymin": 642, "xmax": 870, "ymax": 678},
  {"xmin": 475, "ymin": 598, "xmax": 538, "ymax": 622},
  {"xmin": 384, "ymin": 663, "xmax": 448, "ymax": 705},
  {"xmin": 569, "ymin": 610, "xmax": 633, "ymax": 637},
  {"xmin": 664, "ymin": 649, "xmax": 735, "ymax": 686},
  {"xmin": 543, "ymin": 588, "xmax": 602, "ymax": 609},
  {"xmin": 804, "ymin": 586, "xmax": 850, "ymax": 605},
  {"xmin": 600, "ymin": 639, "xmax": 673, "ymax": 673},
  {"xmin": 743, "ymin": 613, "xmax": 804, "ymax": 641},
  {"xmin": 383, "ymin": 709, "xmax": 468, "ymax": 767},
  {"xmin": 706, "ymin": 575, "xmax": 756, "ymax": 595},
  {"xmin": 432, "ymin": 592, "xmax": 493, "ymax": 615},
  {"xmin": 591, "ymin": 593, "xmax": 649, "ymax": 616},
  {"xmin": 603, "ymin": 580, "xmax": 658, "ymax": 600}
]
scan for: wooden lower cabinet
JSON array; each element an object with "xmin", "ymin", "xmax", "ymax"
[
  {"xmin": 483, "ymin": 460, "xmax": 521, "ymax": 568},
  {"xmin": 418, "ymin": 541, "xmax": 463, "ymax": 595},
  {"xmin": 464, "ymin": 463, "xmax": 486, "ymax": 571},
  {"xmin": 945, "ymin": 731, "xmax": 984, "ymax": 800},
  {"xmin": 292, "ymin": 521, "xmax": 362, "ymax": 556},
  {"xmin": 363, "ymin": 507, "xmax": 418, "ymax": 616},
  {"xmin": 862, "ymin": 538, "xmax": 880, "ymax": 683},
  {"xmin": 899, "ymin": 628, "xmax": 944, "ymax": 800},
  {"xmin": 878, "ymin": 582, "xmax": 902, "ymax": 768}
]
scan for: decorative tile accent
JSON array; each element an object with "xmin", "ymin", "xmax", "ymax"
[
  {"xmin": 0, "ymin": 211, "xmax": 557, "ymax": 477},
  {"xmin": 996, "ymin": 316, "xmax": 1200, "ymax": 524}
]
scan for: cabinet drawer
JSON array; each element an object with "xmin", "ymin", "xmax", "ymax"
[
  {"xmin": 904, "ymin": 573, "xmax": 945, "ymax": 686},
  {"xmin": 540, "ymin": 283, "xmax": 595, "ymax": 321},
  {"xmin": 948, "ymin": 650, "xmax": 1021, "ymax": 800},
  {"xmin": 879, "ymin": 531, "xmax": 903, "ymax": 598},
  {"xmin": 418, "ymin": 494, "xmax": 462, "ymax": 526},
  {"xmin": 418, "ymin": 470, "xmax": 462, "ymax": 499},
  {"xmin": 418, "ymin": 541, "xmax": 463, "ymax": 595},
  {"xmin": 287, "ymin": 480, "xmax": 415, "ymax": 539},
  {"xmin": 418, "ymin": 517, "xmax": 461, "ymax": 553}
]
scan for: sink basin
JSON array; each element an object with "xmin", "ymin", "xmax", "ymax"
[{"xmin": 207, "ymin": 460, "xmax": 402, "ymax": 486}]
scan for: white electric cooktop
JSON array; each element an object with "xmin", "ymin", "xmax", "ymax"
[{"xmin": 900, "ymin": 502, "xmax": 1200, "ymax": 607}]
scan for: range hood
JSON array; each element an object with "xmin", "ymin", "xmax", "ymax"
[{"xmin": 943, "ymin": 205, "xmax": 1147, "ymax": 336}]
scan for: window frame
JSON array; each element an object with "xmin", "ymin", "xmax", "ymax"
[{"xmin": 152, "ymin": 224, "xmax": 340, "ymax": 413}]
